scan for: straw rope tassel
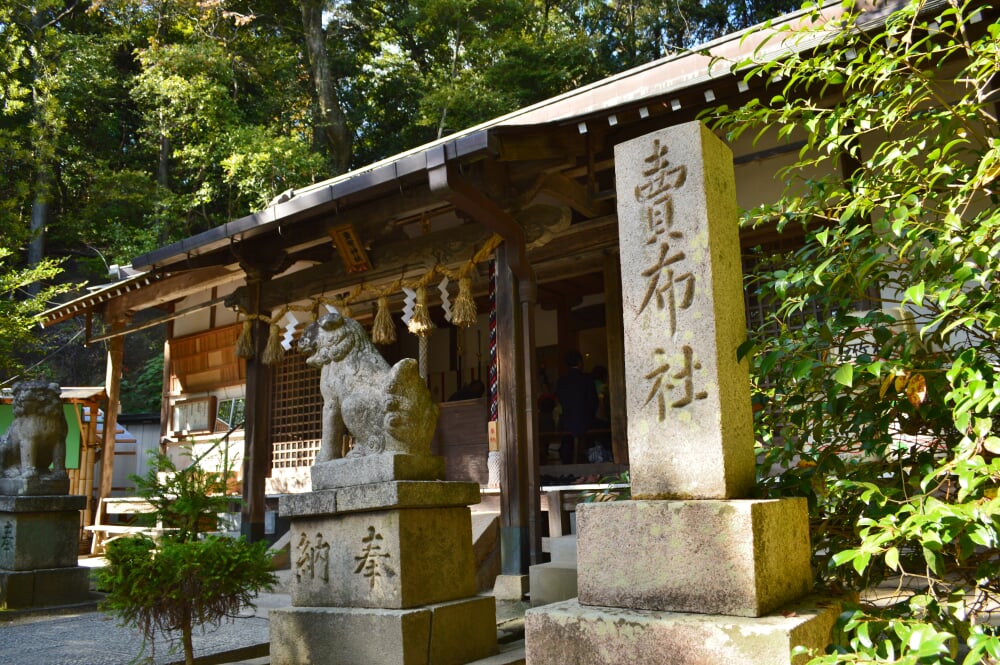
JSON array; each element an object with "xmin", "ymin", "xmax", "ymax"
[
  {"xmin": 372, "ymin": 296, "xmax": 396, "ymax": 345},
  {"xmin": 452, "ymin": 276, "xmax": 477, "ymax": 327},
  {"xmin": 236, "ymin": 316, "xmax": 255, "ymax": 359},
  {"xmin": 407, "ymin": 285, "xmax": 434, "ymax": 337},
  {"xmin": 262, "ymin": 320, "xmax": 285, "ymax": 365}
]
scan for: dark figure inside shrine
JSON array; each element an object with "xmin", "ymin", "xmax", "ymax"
[{"xmin": 555, "ymin": 350, "xmax": 598, "ymax": 464}]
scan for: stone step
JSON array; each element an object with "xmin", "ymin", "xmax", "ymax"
[
  {"xmin": 528, "ymin": 562, "xmax": 578, "ymax": 608},
  {"xmin": 467, "ymin": 640, "xmax": 526, "ymax": 665},
  {"xmin": 547, "ymin": 534, "xmax": 577, "ymax": 564}
]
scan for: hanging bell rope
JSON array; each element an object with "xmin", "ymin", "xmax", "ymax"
[
  {"xmin": 452, "ymin": 276, "xmax": 477, "ymax": 327},
  {"xmin": 407, "ymin": 285, "xmax": 435, "ymax": 337},
  {"xmin": 261, "ymin": 319, "xmax": 286, "ymax": 366},
  {"xmin": 235, "ymin": 312, "xmax": 269, "ymax": 359},
  {"xmin": 372, "ymin": 296, "xmax": 396, "ymax": 345}
]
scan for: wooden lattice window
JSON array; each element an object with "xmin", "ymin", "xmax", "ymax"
[{"xmin": 269, "ymin": 351, "xmax": 322, "ymax": 469}]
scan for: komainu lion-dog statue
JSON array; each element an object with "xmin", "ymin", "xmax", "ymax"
[
  {"xmin": 0, "ymin": 381, "xmax": 68, "ymax": 481},
  {"xmin": 298, "ymin": 311, "xmax": 439, "ymax": 463}
]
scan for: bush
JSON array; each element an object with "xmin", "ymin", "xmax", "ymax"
[
  {"xmin": 95, "ymin": 451, "xmax": 276, "ymax": 665},
  {"xmin": 709, "ymin": 1, "xmax": 1000, "ymax": 662}
]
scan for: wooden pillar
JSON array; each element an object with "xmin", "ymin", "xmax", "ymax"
[
  {"xmin": 158, "ymin": 319, "xmax": 174, "ymax": 450},
  {"xmin": 97, "ymin": 317, "xmax": 126, "ymax": 508},
  {"xmin": 496, "ymin": 244, "xmax": 530, "ymax": 574},
  {"xmin": 241, "ymin": 277, "xmax": 273, "ymax": 543},
  {"xmin": 234, "ymin": 243, "xmax": 287, "ymax": 543},
  {"xmin": 519, "ymin": 276, "xmax": 543, "ymax": 565},
  {"xmin": 604, "ymin": 250, "xmax": 629, "ymax": 465}
]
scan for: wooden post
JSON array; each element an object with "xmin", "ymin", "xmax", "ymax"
[
  {"xmin": 97, "ymin": 317, "xmax": 126, "ymax": 509},
  {"xmin": 82, "ymin": 399, "xmax": 100, "ymax": 525},
  {"xmin": 496, "ymin": 245, "xmax": 530, "ymax": 574},
  {"xmin": 603, "ymin": 250, "xmax": 629, "ymax": 465},
  {"xmin": 233, "ymin": 244, "xmax": 287, "ymax": 543},
  {"xmin": 158, "ymin": 319, "xmax": 174, "ymax": 449},
  {"xmin": 241, "ymin": 278, "xmax": 273, "ymax": 543},
  {"xmin": 519, "ymin": 276, "xmax": 544, "ymax": 565}
]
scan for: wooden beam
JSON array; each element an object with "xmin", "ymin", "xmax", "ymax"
[
  {"xmin": 526, "ymin": 214, "xmax": 618, "ymax": 265},
  {"xmin": 103, "ymin": 266, "xmax": 240, "ymax": 319},
  {"xmin": 519, "ymin": 276, "xmax": 543, "ymax": 566},
  {"xmin": 228, "ymin": 204, "xmax": 571, "ymax": 312},
  {"xmin": 522, "ymin": 173, "xmax": 614, "ymax": 218},
  {"xmin": 494, "ymin": 127, "xmax": 583, "ymax": 162},
  {"xmin": 89, "ymin": 294, "xmax": 228, "ymax": 344},
  {"xmin": 228, "ymin": 223, "xmax": 494, "ymax": 312}
]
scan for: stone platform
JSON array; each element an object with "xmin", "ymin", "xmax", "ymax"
[{"xmin": 525, "ymin": 596, "xmax": 840, "ymax": 665}]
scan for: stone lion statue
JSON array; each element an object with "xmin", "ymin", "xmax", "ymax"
[
  {"xmin": 1, "ymin": 381, "xmax": 68, "ymax": 480},
  {"xmin": 298, "ymin": 311, "xmax": 439, "ymax": 463}
]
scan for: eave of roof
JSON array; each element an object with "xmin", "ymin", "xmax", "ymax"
[{"xmin": 40, "ymin": 271, "xmax": 174, "ymax": 328}]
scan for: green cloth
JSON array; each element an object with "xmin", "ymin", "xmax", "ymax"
[{"xmin": 0, "ymin": 403, "xmax": 82, "ymax": 469}]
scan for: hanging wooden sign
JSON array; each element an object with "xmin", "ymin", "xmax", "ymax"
[{"xmin": 329, "ymin": 224, "xmax": 372, "ymax": 273}]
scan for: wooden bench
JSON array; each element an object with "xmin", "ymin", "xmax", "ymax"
[
  {"xmin": 85, "ymin": 497, "xmax": 167, "ymax": 555},
  {"xmin": 542, "ymin": 483, "xmax": 629, "ymax": 537}
]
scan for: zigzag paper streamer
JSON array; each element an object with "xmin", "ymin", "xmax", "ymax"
[
  {"xmin": 438, "ymin": 276, "xmax": 452, "ymax": 322},
  {"xmin": 401, "ymin": 287, "xmax": 416, "ymax": 324},
  {"xmin": 280, "ymin": 310, "xmax": 307, "ymax": 351}
]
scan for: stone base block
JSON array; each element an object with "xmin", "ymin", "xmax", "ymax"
[
  {"xmin": 577, "ymin": 498, "xmax": 811, "ymax": 616},
  {"xmin": 290, "ymin": 506, "xmax": 476, "ymax": 608},
  {"xmin": 0, "ymin": 566, "xmax": 91, "ymax": 609},
  {"xmin": 0, "ymin": 476, "xmax": 70, "ymax": 496},
  {"xmin": 312, "ymin": 453, "xmax": 445, "ymax": 490},
  {"xmin": 0, "ymin": 496, "xmax": 86, "ymax": 570},
  {"xmin": 493, "ymin": 574, "xmax": 528, "ymax": 601},
  {"xmin": 529, "ymin": 562, "xmax": 578, "ymax": 607},
  {"xmin": 280, "ymin": 481, "xmax": 481, "ymax": 518},
  {"xmin": 270, "ymin": 595, "xmax": 497, "ymax": 665},
  {"xmin": 524, "ymin": 596, "xmax": 840, "ymax": 665}
]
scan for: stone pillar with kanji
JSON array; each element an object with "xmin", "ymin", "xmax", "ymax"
[{"xmin": 524, "ymin": 121, "xmax": 840, "ymax": 664}]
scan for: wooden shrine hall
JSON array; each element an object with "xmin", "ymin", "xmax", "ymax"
[{"xmin": 38, "ymin": 2, "xmax": 939, "ymax": 573}]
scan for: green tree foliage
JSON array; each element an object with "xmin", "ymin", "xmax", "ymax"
[
  {"xmin": 0, "ymin": 249, "xmax": 72, "ymax": 383},
  {"xmin": 0, "ymin": 0, "xmax": 802, "ymax": 386},
  {"xmin": 95, "ymin": 451, "xmax": 276, "ymax": 665},
  {"xmin": 710, "ymin": 1, "xmax": 1000, "ymax": 661}
]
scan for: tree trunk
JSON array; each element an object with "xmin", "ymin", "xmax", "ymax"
[
  {"xmin": 182, "ymin": 615, "xmax": 194, "ymax": 665},
  {"xmin": 299, "ymin": 0, "xmax": 351, "ymax": 174}
]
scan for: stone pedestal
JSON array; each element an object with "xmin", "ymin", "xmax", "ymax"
[
  {"xmin": 0, "ymin": 494, "xmax": 91, "ymax": 609},
  {"xmin": 524, "ymin": 121, "xmax": 840, "ymax": 662},
  {"xmin": 272, "ymin": 457, "xmax": 497, "ymax": 665},
  {"xmin": 526, "ymin": 597, "xmax": 839, "ymax": 665},
  {"xmin": 577, "ymin": 499, "xmax": 812, "ymax": 617}
]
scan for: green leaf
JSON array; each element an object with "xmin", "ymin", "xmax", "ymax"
[
  {"xmin": 834, "ymin": 363, "xmax": 854, "ymax": 387},
  {"xmin": 884, "ymin": 546, "xmax": 900, "ymax": 571},
  {"xmin": 813, "ymin": 256, "xmax": 837, "ymax": 285},
  {"xmin": 792, "ymin": 358, "xmax": 814, "ymax": 379},
  {"xmin": 904, "ymin": 281, "xmax": 925, "ymax": 307}
]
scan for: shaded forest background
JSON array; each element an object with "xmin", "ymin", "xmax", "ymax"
[{"xmin": 0, "ymin": 0, "xmax": 798, "ymax": 410}]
